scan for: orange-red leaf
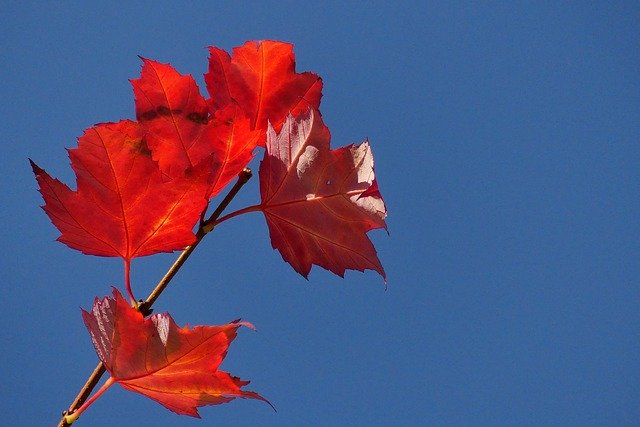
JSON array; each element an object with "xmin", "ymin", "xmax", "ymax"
[
  {"xmin": 132, "ymin": 58, "xmax": 258, "ymax": 197},
  {"xmin": 207, "ymin": 104, "xmax": 260, "ymax": 197},
  {"xmin": 132, "ymin": 58, "xmax": 212, "ymax": 178},
  {"xmin": 259, "ymin": 109, "xmax": 387, "ymax": 279},
  {"xmin": 31, "ymin": 120, "xmax": 209, "ymax": 259},
  {"xmin": 82, "ymin": 288, "xmax": 267, "ymax": 417},
  {"xmin": 206, "ymin": 40, "xmax": 323, "ymax": 145}
]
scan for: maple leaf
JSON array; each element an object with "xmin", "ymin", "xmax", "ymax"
[
  {"xmin": 131, "ymin": 57, "xmax": 213, "ymax": 179},
  {"xmin": 80, "ymin": 288, "xmax": 268, "ymax": 418},
  {"xmin": 31, "ymin": 120, "xmax": 212, "ymax": 300},
  {"xmin": 31, "ymin": 120, "xmax": 210, "ymax": 259},
  {"xmin": 132, "ymin": 58, "xmax": 259, "ymax": 197},
  {"xmin": 206, "ymin": 104, "xmax": 261, "ymax": 197},
  {"xmin": 259, "ymin": 109, "xmax": 387, "ymax": 279},
  {"xmin": 206, "ymin": 40, "xmax": 323, "ymax": 145}
]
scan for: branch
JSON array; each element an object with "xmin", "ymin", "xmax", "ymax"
[
  {"xmin": 57, "ymin": 168, "xmax": 253, "ymax": 427},
  {"xmin": 141, "ymin": 167, "xmax": 253, "ymax": 313}
]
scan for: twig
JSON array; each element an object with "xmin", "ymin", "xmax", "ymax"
[
  {"xmin": 143, "ymin": 167, "xmax": 253, "ymax": 311},
  {"xmin": 57, "ymin": 168, "xmax": 253, "ymax": 427}
]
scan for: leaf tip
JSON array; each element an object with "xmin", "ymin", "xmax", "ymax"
[
  {"xmin": 137, "ymin": 54, "xmax": 150, "ymax": 63},
  {"xmin": 28, "ymin": 158, "xmax": 42, "ymax": 174}
]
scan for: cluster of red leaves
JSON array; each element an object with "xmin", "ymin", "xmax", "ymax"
[
  {"xmin": 32, "ymin": 40, "xmax": 387, "ymax": 421},
  {"xmin": 31, "ymin": 41, "xmax": 324, "ymax": 267},
  {"xmin": 32, "ymin": 40, "xmax": 386, "ymax": 286}
]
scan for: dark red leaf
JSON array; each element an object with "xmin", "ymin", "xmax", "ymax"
[{"xmin": 259, "ymin": 109, "xmax": 387, "ymax": 279}]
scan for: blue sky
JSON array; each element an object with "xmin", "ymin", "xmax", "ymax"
[{"xmin": 1, "ymin": 2, "xmax": 638, "ymax": 426}]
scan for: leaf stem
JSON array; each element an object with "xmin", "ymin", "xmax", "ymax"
[
  {"xmin": 58, "ymin": 362, "xmax": 106, "ymax": 427},
  {"xmin": 124, "ymin": 259, "xmax": 135, "ymax": 304},
  {"xmin": 208, "ymin": 203, "xmax": 262, "ymax": 228},
  {"xmin": 56, "ymin": 168, "xmax": 253, "ymax": 427},
  {"xmin": 63, "ymin": 377, "xmax": 115, "ymax": 425}
]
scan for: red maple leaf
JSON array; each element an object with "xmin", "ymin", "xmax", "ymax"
[
  {"xmin": 206, "ymin": 40, "xmax": 323, "ymax": 144},
  {"xmin": 206, "ymin": 104, "xmax": 261, "ymax": 197},
  {"xmin": 131, "ymin": 57, "xmax": 213, "ymax": 179},
  {"xmin": 76, "ymin": 288, "xmax": 267, "ymax": 419},
  {"xmin": 131, "ymin": 58, "xmax": 259, "ymax": 197},
  {"xmin": 31, "ymin": 120, "xmax": 211, "ymax": 299},
  {"xmin": 258, "ymin": 109, "xmax": 387, "ymax": 279}
]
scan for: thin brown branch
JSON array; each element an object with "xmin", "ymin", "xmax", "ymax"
[
  {"xmin": 142, "ymin": 167, "xmax": 253, "ymax": 312},
  {"xmin": 201, "ymin": 168, "xmax": 253, "ymax": 233},
  {"xmin": 57, "ymin": 168, "xmax": 253, "ymax": 427}
]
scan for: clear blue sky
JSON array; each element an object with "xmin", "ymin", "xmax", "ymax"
[{"xmin": 2, "ymin": 2, "xmax": 638, "ymax": 426}]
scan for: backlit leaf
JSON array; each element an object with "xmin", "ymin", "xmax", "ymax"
[
  {"xmin": 31, "ymin": 120, "xmax": 209, "ymax": 259},
  {"xmin": 206, "ymin": 40, "xmax": 323, "ymax": 145},
  {"xmin": 259, "ymin": 109, "xmax": 387, "ymax": 279},
  {"xmin": 82, "ymin": 288, "xmax": 268, "ymax": 417}
]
